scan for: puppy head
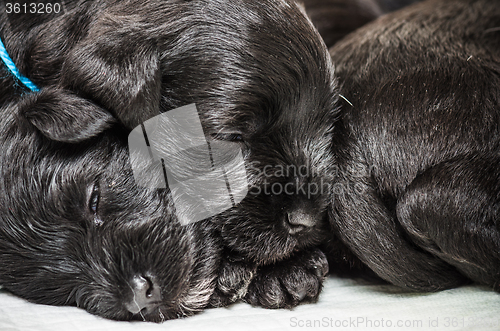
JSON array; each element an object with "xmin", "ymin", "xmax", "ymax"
[
  {"xmin": 209, "ymin": 81, "xmax": 339, "ymax": 264},
  {"xmin": 0, "ymin": 89, "xmax": 220, "ymax": 321},
  {"xmin": 174, "ymin": 0, "xmax": 341, "ymax": 263}
]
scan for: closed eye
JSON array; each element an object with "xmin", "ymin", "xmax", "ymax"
[
  {"xmin": 89, "ymin": 182, "xmax": 100, "ymax": 215},
  {"xmin": 89, "ymin": 182, "xmax": 104, "ymax": 226},
  {"xmin": 211, "ymin": 133, "xmax": 243, "ymax": 142}
]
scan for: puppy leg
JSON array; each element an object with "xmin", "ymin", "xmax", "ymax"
[
  {"xmin": 329, "ymin": 163, "xmax": 466, "ymax": 291},
  {"xmin": 397, "ymin": 156, "xmax": 500, "ymax": 290},
  {"xmin": 209, "ymin": 249, "xmax": 257, "ymax": 307},
  {"xmin": 243, "ymin": 248, "xmax": 329, "ymax": 309}
]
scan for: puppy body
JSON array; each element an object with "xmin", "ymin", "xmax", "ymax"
[{"xmin": 328, "ymin": 0, "xmax": 500, "ymax": 290}]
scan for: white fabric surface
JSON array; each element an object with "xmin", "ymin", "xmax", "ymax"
[{"xmin": 0, "ymin": 276, "xmax": 498, "ymax": 331}]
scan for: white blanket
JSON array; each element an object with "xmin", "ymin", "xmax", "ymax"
[{"xmin": 1, "ymin": 276, "xmax": 498, "ymax": 331}]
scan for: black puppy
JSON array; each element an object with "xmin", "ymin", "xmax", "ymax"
[
  {"xmin": 0, "ymin": 94, "xmax": 221, "ymax": 322},
  {"xmin": 216, "ymin": 0, "xmax": 429, "ymax": 309},
  {"xmin": 325, "ymin": 0, "xmax": 500, "ymax": 291},
  {"xmin": 2, "ymin": 0, "xmax": 341, "ymax": 308}
]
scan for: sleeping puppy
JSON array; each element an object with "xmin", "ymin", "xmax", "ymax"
[
  {"xmin": 214, "ymin": 0, "xmax": 430, "ymax": 308},
  {"xmin": 0, "ymin": 96, "xmax": 220, "ymax": 322},
  {"xmin": 326, "ymin": 0, "xmax": 500, "ymax": 291},
  {"xmin": 2, "ymin": 0, "xmax": 341, "ymax": 308}
]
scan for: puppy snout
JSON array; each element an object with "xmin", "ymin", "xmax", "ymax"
[
  {"xmin": 125, "ymin": 274, "xmax": 161, "ymax": 315},
  {"xmin": 286, "ymin": 210, "xmax": 316, "ymax": 234}
]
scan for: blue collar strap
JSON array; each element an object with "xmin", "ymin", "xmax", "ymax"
[{"xmin": 0, "ymin": 37, "xmax": 39, "ymax": 92}]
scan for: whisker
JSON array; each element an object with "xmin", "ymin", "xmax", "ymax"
[
  {"xmin": 339, "ymin": 94, "xmax": 353, "ymax": 107},
  {"xmin": 159, "ymin": 308, "xmax": 166, "ymax": 323},
  {"xmin": 484, "ymin": 27, "xmax": 500, "ymax": 33}
]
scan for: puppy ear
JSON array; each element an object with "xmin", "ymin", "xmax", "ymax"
[
  {"xmin": 19, "ymin": 87, "xmax": 116, "ymax": 143},
  {"xmin": 60, "ymin": 21, "xmax": 161, "ymax": 129}
]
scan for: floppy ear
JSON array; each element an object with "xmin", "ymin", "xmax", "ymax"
[
  {"xmin": 19, "ymin": 87, "xmax": 116, "ymax": 143},
  {"xmin": 60, "ymin": 18, "xmax": 162, "ymax": 129}
]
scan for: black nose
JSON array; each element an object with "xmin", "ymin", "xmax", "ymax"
[
  {"xmin": 285, "ymin": 210, "xmax": 316, "ymax": 234},
  {"xmin": 125, "ymin": 274, "xmax": 161, "ymax": 315}
]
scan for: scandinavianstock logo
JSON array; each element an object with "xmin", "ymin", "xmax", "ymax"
[{"xmin": 128, "ymin": 104, "xmax": 248, "ymax": 225}]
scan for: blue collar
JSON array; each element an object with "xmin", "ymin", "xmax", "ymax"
[{"xmin": 0, "ymin": 37, "xmax": 39, "ymax": 92}]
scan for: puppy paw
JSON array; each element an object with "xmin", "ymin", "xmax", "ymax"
[
  {"xmin": 244, "ymin": 248, "xmax": 329, "ymax": 309},
  {"xmin": 209, "ymin": 251, "xmax": 257, "ymax": 307}
]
